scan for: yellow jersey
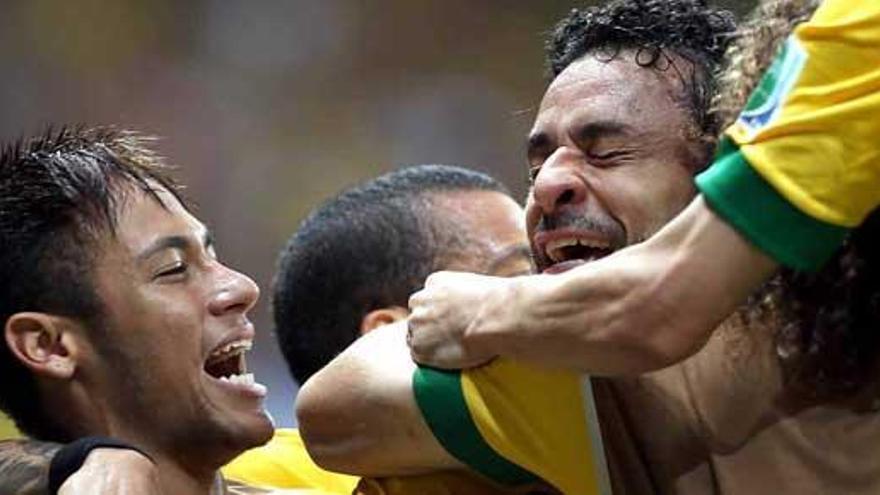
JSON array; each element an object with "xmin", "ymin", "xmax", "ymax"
[
  {"xmin": 698, "ymin": 0, "xmax": 880, "ymax": 270},
  {"xmin": 224, "ymin": 429, "xmax": 525, "ymax": 495},
  {"xmin": 0, "ymin": 413, "xmax": 20, "ymax": 439},
  {"xmin": 223, "ymin": 429, "xmax": 358, "ymax": 494},
  {"xmin": 413, "ymin": 361, "xmax": 611, "ymax": 495}
]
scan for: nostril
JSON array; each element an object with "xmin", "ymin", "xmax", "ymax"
[{"xmin": 556, "ymin": 189, "xmax": 575, "ymax": 206}]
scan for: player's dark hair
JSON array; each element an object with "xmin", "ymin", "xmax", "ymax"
[
  {"xmin": 0, "ymin": 126, "xmax": 183, "ymax": 440},
  {"xmin": 273, "ymin": 164, "xmax": 510, "ymax": 384},
  {"xmin": 546, "ymin": 0, "xmax": 736, "ymax": 145}
]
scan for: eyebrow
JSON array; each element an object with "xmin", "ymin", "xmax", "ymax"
[
  {"xmin": 527, "ymin": 121, "xmax": 633, "ymax": 154},
  {"xmin": 487, "ymin": 243, "xmax": 534, "ymax": 274},
  {"xmin": 572, "ymin": 121, "xmax": 634, "ymax": 141},
  {"xmin": 136, "ymin": 229, "xmax": 214, "ymax": 262}
]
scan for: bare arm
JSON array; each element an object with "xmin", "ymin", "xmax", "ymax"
[
  {"xmin": 408, "ymin": 197, "xmax": 778, "ymax": 374},
  {"xmin": 295, "ymin": 321, "xmax": 464, "ymax": 476}
]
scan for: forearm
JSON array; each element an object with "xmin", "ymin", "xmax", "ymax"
[
  {"xmin": 0, "ymin": 440, "xmax": 60, "ymax": 495},
  {"xmin": 468, "ymin": 197, "xmax": 777, "ymax": 374},
  {"xmin": 296, "ymin": 322, "xmax": 462, "ymax": 476}
]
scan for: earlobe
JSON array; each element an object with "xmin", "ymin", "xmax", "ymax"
[
  {"xmin": 4, "ymin": 313, "xmax": 77, "ymax": 379},
  {"xmin": 359, "ymin": 306, "xmax": 409, "ymax": 335}
]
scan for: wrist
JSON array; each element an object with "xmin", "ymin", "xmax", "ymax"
[{"xmin": 462, "ymin": 275, "xmax": 535, "ymax": 357}]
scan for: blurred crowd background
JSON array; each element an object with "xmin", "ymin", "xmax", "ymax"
[{"xmin": 0, "ymin": 0, "xmax": 756, "ymax": 426}]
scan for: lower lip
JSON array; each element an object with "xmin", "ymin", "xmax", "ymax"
[
  {"xmin": 207, "ymin": 373, "xmax": 268, "ymax": 399},
  {"xmin": 542, "ymin": 259, "xmax": 587, "ymax": 274}
]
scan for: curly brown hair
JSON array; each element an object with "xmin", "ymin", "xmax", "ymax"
[
  {"xmin": 546, "ymin": 0, "xmax": 737, "ymax": 147},
  {"xmin": 719, "ymin": 0, "xmax": 880, "ymax": 409}
]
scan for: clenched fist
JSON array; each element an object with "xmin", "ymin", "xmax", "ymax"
[{"xmin": 407, "ymin": 271, "xmax": 522, "ymax": 369}]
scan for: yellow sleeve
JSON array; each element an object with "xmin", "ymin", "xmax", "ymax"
[
  {"xmin": 413, "ymin": 360, "xmax": 611, "ymax": 495},
  {"xmin": 724, "ymin": 1, "xmax": 880, "ymax": 228},
  {"xmin": 0, "ymin": 413, "xmax": 21, "ymax": 439},
  {"xmin": 222, "ymin": 428, "xmax": 359, "ymax": 494}
]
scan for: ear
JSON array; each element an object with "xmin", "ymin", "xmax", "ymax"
[
  {"xmin": 359, "ymin": 306, "xmax": 409, "ymax": 335},
  {"xmin": 4, "ymin": 313, "xmax": 80, "ymax": 380}
]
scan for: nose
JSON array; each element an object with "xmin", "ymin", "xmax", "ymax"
[
  {"xmin": 531, "ymin": 146, "xmax": 589, "ymax": 216},
  {"xmin": 208, "ymin": 264, "xmax": 260, "ymax": 317}
]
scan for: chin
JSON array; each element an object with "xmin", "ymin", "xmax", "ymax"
[
  {"xmin": 230, "ymin": 408, "xmax": 275, "ymax": 450},
  {"xmin": 198, "ymin": 411, "xmax": 274, "ymax": 468},
  {"xmin": 249, "ymin": 411, "xmax": 276, "ymax": 445}
]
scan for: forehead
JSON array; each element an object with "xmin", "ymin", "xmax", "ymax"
[
  {"xmin": 533, "ymin": 54, "xmax": 691, "ymax": 133},
  {"xmin": 108, "ymin": 186, "xmax": 205, "ymax": 256},
  {"xmin": 429, "ymin": 190, "xmax": 529, "ymax": 275},
  {"xmin": 431, "ymin": 190, "xmax": 525, "ymax": 246}
]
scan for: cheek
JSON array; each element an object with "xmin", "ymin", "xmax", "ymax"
[
  {"xmin": 641, "ymin": 181, "xmax": 696, "ymax": 236},
  {"xmin": 608, "ymin": 167, "xmax": 696, "ymax": 240},
  {"xmin": 134, "ymin": 298, "xmax": 205, "ymax": 366}
]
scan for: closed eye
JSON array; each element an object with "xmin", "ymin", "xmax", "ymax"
[
  {"xmin": 587, "ymin": 149, "xmax": 631, "ymax": 164},
  {"xmin": 155, "ymin": 262, "xmax": 188, "ymax": 280}
]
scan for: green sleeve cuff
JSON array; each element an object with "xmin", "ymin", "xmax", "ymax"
[
  {"xmin": 412, "ymin": 366, "xmax": 540, "ymax": 486},
  {"xmin": 696, "ymin": 138, "xmax": 848, "ymax": 271}
]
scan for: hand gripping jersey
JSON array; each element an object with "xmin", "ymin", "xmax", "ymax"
[{"xmin": 697, "ymin": 0, "xmax": 880, "ymax": 270}]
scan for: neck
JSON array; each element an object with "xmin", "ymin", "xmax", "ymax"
[
  {"xmin": 97, "ymin": 418, "xmax": 229, "ymax": 495},
  {"xmin": 59, "ymin": 380, "xmax": 237, "ymax": 493},
  {"xmin": 152, "ymin": 450, "xmax": 226, "ymax": 495}
]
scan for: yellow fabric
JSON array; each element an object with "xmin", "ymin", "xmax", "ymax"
[
  {"xmin": 0, "ymin": 413, "xmax": 21, "ymax": 439},
  {"xmin": 354, "ymin": 471, "xmax": 515, "ymax": 495},
  {"xmin": 225, "ymin": 429, "xmax": 518, "ymax": 495},
  {"xmin": 223, "ymin": 429, "xmax": 359, "ymax": 494},
  {"xmin": 726, "ymin": 1, "xmax": 880, "ymax": 227},
  {"xmin": 460, "ymin": 359, "xmax": 610, "ymax": 495}
]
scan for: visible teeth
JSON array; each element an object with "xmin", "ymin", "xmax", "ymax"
[
  {"xmin": 216, "ymin": 372, "xmax": 267, "ymax": 397},
  {"xmin": 219, "ymin": 373, "xmax": 255, "ymax": 385},
  {"xmin": 545, "ymin": 237, "xmax": 610, "ymax": 262},
  {"xmin": 233, "ymin": 373, "xmax": 254, "ymax": 385},
  {"xmin": 209, "ymin": 340, "xmax": 253, "ymax": 359}
]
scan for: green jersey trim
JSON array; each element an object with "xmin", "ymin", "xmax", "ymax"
[
  {"xmin": 412, "ymin": 366, "xmax": 541, "ymax": 486},
  {"xmin": 696, "ymin": 138, "xmax": 848, "ymax": 271}
]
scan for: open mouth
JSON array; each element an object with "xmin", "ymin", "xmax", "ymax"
[
  {"xmin": 547, "ymin": 237, "xmax": 613, "ymax": 262},
  {"xmin": 204, "ymin": 339, "xmax": 267, "ymax": 397},
  {"xmin": 542, "ymin": 237, "xmax": 615, "ymax": 273}
]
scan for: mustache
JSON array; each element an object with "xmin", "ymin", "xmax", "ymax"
[{"xmin": 535, "ymin": 211, "xmax": 627, "ymax": 249}]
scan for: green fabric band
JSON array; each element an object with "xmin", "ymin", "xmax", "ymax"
[
  {"xmin": 412, "ymin": 366, "xmax": 540, "ymax": 486},
  {"xmin": 696, "ymin": 138, "xmax": 848, "ymax": 271}
]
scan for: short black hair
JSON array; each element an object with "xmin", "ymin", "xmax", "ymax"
[
  {"xmin": 546, "ymin": 0, "xmax": 736, "ymax": 139},
  {"xmin": 0, "ymin": 126, "xmax": 182, "ymax": 440},
  {"xmin": 273, "ymin": 164, "xmax": 510, "ymax": 384}
]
